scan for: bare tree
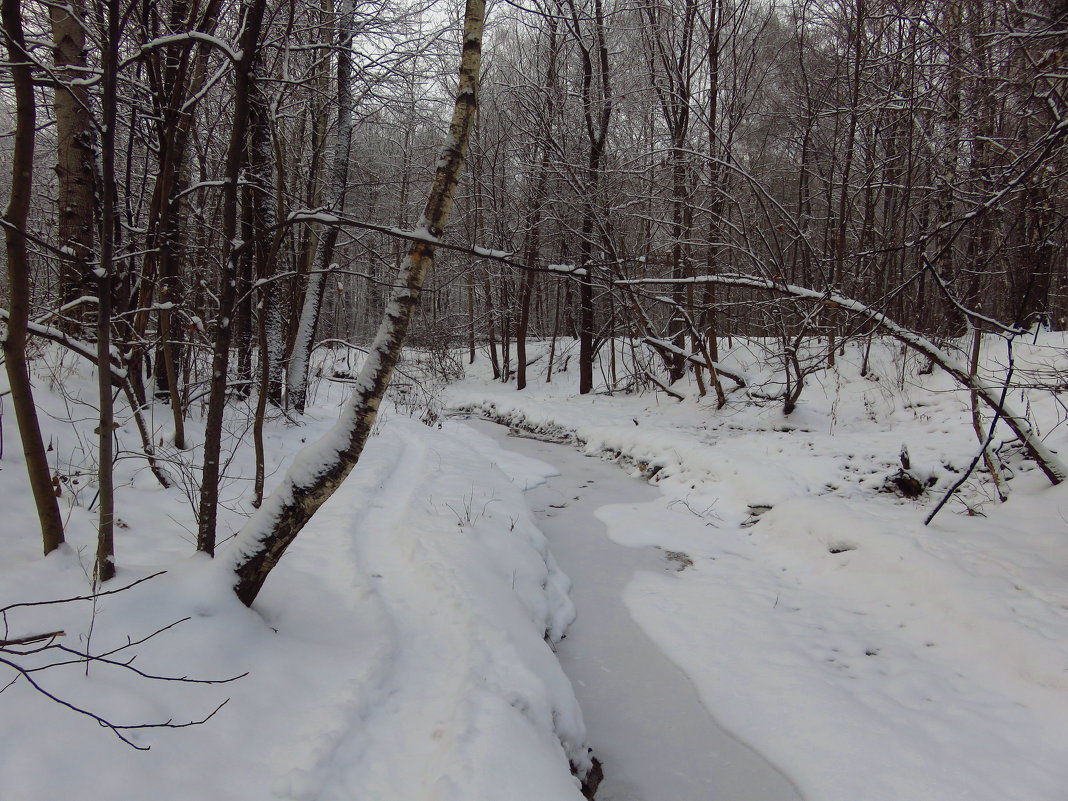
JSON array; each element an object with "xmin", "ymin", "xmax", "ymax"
[
  {"xmin": 562, "ymin": 0, "xmax": 613, "ymax": 394},
  {"xmin": 196, "ymin": 0, "xmax": 270, "ymax": 556},
  {"xmin": 2, "ymin": 0, "xmax": 66, "ymax": 555}
]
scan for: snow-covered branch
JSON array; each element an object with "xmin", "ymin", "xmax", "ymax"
[
  {"xmin": 642, "ymin": 337, "xmax": 748, "ymax": 387},
  {"xmin": 134, "ymin": 32, "xmax": 242, "ymax": 64},
  {"xmin": 620, "ymin": 273, "xmax": 1067, "ymax": 485},
  {"xmin": 0, "ymin": 307, "xmax": 126, "ymax": 382},
  {"xmin": 285, "ymin": 210, "xmax": 588, "ymax": 277}
]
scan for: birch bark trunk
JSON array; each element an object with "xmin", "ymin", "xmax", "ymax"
[
  {"xmin": 286, "ymin": 0, "xmax": 356, "ymax": 413},
  {"xmin": 50, "ymin": 0, "xmax": 96, "ymax": 328},
  {"xmin": 230, "ymin": 0, "xmax": 486, "ymax": 606}
]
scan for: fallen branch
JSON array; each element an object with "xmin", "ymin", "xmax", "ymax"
[
  {"xmin": 645, "ymin": 371, "xmax": 684, "ymax": 401},
  {"xmin": 620, "ymin": 273, "xmax": 1066, "ymax": 485},
  {"xmin": 0, "ymin": 307, "xmax": 126, "ymax": 384},
  {"xmin": 642, "ymin": 337, "xmax": 748, "ymax": 387}
]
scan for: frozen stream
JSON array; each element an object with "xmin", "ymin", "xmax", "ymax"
[{"xmin": 469, "ymin": 420, "xmax": 803, "ymax": 801}]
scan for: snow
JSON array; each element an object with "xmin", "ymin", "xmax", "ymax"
[
  {"xmin": 472, "ymin": 245, "xmax": 515, "ymax": 260},
  {"xmin": 7, "ymin": 331, "xmax": 1068, "ymax": 801},
  {"xmin": 464, "ymin": 419, "xmax": 803, "ymax": 801},
  {"xmin": 0, "ymin": 307, "xmax": 126, "ymax": 378},
  {"xmin": 1, "ymin": 348, "xmax": 589, "ymax": 801},
  {"xmin": 137, "ymin": 32, "xmax": 242, "ymax": 63},
  {"xmin": 449, "ymin": 333, "xmax": 1068, "ymax": 801},
  {"xmin": 547, "ymin": 263, "xmax": 587, "ymax": 276}
]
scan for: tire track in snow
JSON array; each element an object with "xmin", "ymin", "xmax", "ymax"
[{"xmin": 304, "ymin": 421, "xmax": 478, "ymax": 801}]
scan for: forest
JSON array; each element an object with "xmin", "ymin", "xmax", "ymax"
[{"xmin": 2, "ymin": 0, "xmax": 1067, "ymax": 799}]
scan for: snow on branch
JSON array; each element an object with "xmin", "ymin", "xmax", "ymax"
[
  {"xmin": 921, "ymin": 256, "xmax": 1028, "ymax": 336},
  {"xmin": 0, "ymin": 307, "xmax": 126, "ymax": 382},
  {"xmin": 134, "ymin": 32, "xmax": 242, "ymax": 64},
  {"xmin": 285, "ymin": 209, "xmax": 588, "ymax": 277},
  {"xmin": 620, "ymin": 273, "xmax": 1067, "ymax": 485},
  {"xmin": 642, "ymin": 337, "xmax": 748, "ymax": 387}
]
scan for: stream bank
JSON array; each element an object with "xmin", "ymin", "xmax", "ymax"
[{"xmin": 466, "ymin": 419, "xmax": 803, "ymax": 801}]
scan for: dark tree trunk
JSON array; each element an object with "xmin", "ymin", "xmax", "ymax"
[
  {"xmin": 196, "ymin": 0, "xmax": 269, "ymax": 555},
  {"xmin": 2, "ymin": 0, "xmax": 67, "ymax": 555},
  {"xmin": 94, "ymin": 0, "xmax": 121, "ymax": 583}
]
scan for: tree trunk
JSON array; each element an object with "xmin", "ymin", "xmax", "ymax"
[
  {"xmin": 230, "ymin": 0, "xmax": 485, "ymax": 606},
  {"xmin": 196, "ymin": 0, "xmax": 269, "ymax": 555},
  {"xmin": 484, "ymin": 275, "xmax": 501, "ymax": 379},
  {"xmin": 94, "ymin": 0, "xmax": 120, "ymax": 583},
  {"xmin": 250, "ymin": 74, "xmax": 284, "ymax": 506},
  {"xmin": 286, "ymin": 0, "xmax": 356, "ymax": 413},
  {"xmin": 50, "ymin": 0, "xmax": 96, "ymax": 330},
  {"xmin": 138, "ymin": 0, "xmax": 225, "ymax": 445},
  {"xmin": 2, "ymin": 0, "xmax": 66, "ymax": 555},
  {"xmin": 565, "ymin": 0, "xmax": 612, "ymax": 395},
  {"xmin": 701, "ymin": 0, "xmax": 726, "ymax": 407}
]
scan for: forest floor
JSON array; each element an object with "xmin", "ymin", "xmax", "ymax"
[{"xmin": 2, "ymin": 334, "xmax": 1068, "ymax": 800}]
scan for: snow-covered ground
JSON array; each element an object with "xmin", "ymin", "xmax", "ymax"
[
  {"xmin": 0, "ymin": 352, "xmax": 589, "ymax": 801},
  {"xmin": 450, "ymin": 334, "xmax": 1068, "ymax": 801},
  {"xmin": 5, "ymin": 332, "xmax": 1068, "ymax": 801}
]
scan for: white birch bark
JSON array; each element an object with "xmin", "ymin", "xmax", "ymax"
[
  {"xmin": 230, "ymin": 0, "xmax": 486, "ymax": 606},
  {"xmin": 286, "ymin": 0, "xmax": 356, "ymax": 412}
]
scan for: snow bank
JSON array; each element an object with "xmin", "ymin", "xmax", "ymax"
[
  {"xmin": 241, "ymin": 418, "xmax": 590, "ymax": 801},
  {"xmin": 450, "ymin": 394, "xmax": 837, "ymax": 521},
  {"xmin": 0, "ymin": 350, "xmax": 590, "ymax": 801}
]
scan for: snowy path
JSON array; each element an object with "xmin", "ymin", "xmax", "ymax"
[{"xmin": 469, "ymin": 420, "xmax": 803, "ymax": 801}]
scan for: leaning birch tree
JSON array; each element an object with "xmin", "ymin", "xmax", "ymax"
[{"xmin": 228, "ymin": 0, "xmax": 486, "ymax": 606}]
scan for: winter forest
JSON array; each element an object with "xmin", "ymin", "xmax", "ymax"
[{"xmin": 2, "ymin": 0, "xmax": 1068, "ymax": 798}]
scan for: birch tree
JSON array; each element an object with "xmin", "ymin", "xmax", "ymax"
[
  {"xmin": 229, "ymin": 0, "xmax": 486, "ymax": 606},
  {"xmin": 285, "ymin": 0, "xmax": 357, "ymax": 413},
  {"xmin": 50, "ymin": 0, "xmax": 96, "ymax": 328}
]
